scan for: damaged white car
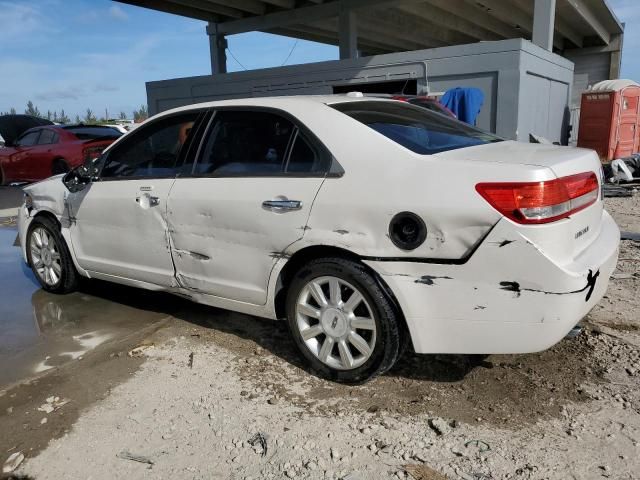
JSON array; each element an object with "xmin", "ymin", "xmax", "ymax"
[{"xmin": 18, "ymin": 96, "xmax": 620, "ymax": 383}]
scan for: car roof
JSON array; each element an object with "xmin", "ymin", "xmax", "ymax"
[{"xmin": 157, "ymin": 94, "xmax": 399, "ymax": 118}]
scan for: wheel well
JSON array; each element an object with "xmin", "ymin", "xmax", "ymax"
[
  {"xmin": 274, "ymin": 245, "xmax": 410, "ymax": 346},
  {"xmin": 32, "ymin": 210, "xmax": 61, "ymax": 229}
]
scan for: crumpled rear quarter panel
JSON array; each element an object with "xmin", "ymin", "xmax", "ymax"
[{"xmin": 364, "ymin": 211, "xmax": 619, "ymax": 354}]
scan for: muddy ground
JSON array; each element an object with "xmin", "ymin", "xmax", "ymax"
[{"xmin": 1, "ymin": 195, "xmax": 639, "ymax": 480}]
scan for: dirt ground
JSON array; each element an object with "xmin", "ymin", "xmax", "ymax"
[{"xmin": 2, "ymin": 195, "xmax": 639, "ymax": 480}]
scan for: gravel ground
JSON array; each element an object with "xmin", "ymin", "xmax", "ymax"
[{"xmin": 9, "ymin": 196, "xmax": 640, "ymax": 480}]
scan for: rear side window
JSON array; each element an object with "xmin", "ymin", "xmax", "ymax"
[
  {"xmin": 16, "ymin": 131, "xmax": 40, "ymax": 147},
  {"xmin": 285, "ymin": 132, "xmax": 325, "ymax": 173},
  {"xmin": 196, "ymin": 111, "xmax": 294, "ymax": 175},
  {"xmin": 38, "ymin": 129, "xmax": 58, "ymax": 145},
  {"xmin": 332, "ymin": 101, "xmax": 501, "ymax": 155}
]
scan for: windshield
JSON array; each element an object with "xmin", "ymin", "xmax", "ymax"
[
  {"xmin": 332, "ymin": 101, "xmax": 502, "ymax": 155},
  {"xmin": 63, "ymin": 126, "xmax": 122, "ymax": 141}
]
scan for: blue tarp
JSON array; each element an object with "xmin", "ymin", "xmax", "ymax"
[{"xmin": 441, "ymin": 87, "xmax": 484, "ymax": 126}]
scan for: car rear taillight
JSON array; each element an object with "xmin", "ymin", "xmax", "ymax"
[
  {"xmin": 476, "ymin": 172, "xmax": 599, "ymax": 224},
  {"xmin": 83, "ymin": 146, "xmax": 105, "ymax": 163}
]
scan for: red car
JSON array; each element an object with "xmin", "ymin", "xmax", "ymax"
[{"xmin": 0, "ymin": 124, "xmax": 121, "ymax": 185}]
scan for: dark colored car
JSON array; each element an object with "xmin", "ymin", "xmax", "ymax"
[{"xmin": 0, "ymin": 124, "xmax": 121, "ymax": 185}]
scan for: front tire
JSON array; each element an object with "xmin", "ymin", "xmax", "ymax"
[
  {"xmin": 286, "ymin": 257, "xmax": 402, "ymax": 383},
  {"xmin": 26, "ymin": 216, "xmax": 78, "ymax": 293}
]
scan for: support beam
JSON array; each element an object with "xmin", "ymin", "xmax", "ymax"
[
  {"xmin": 116, "ymin": 0, "xmax": 220, "ymax": 21},
  {"xmin": 170, "ymin": 0, "xmax": 244, "ymax": 18},
  {"xmin": 216, "ymin": 0, "xmax": 398, "ymax": 35},
  {"xmin": 461, "ymin": 0, "xmax": 563, "ymax": 49},
  {"xmin": 208, "ymin": 0, "xmax": 266, "ymax": 16},
  {"xmin": 360, "ymin": 8, "xmax": 473, "ymax": 47},
  {"xmin": 339, "ymin": 6, "xmax": 357, "ymax": 59},
  {"xmin": 423, "ymin": 0, "xmax": 522, "ymax": 40},
  {"xmin": 207, "ymin": 22, "xmax": 227, "ymax": 74},
  {"xmin": 261, "ymin": 0, "xmax": 295, "ymax": 8},
  {"xmin": 532, "ymin": 0, "xmax": 556, "ymax": 51},
  {"xmin": 563, "ymin": 0, "xmax": 610, "ymax": 44},
  {"xmin": 513, "ymin": 0, "xmax": 583, "ymax": 47},
  {"xmin": 398, "ymin": 3, "xmax": 501, "ymax": 42}
]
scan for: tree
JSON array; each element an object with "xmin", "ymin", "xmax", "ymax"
[
  {"xmin": 46, "ymin": 110, "xmax": 53, "ymax": 121},
  {"xmin": 84, "ymin": 108, "xmax": 96, "ymax": 124},
  {"xmin": 75, "ymin": 114, "xmax": 81, "ymax": 124},
  {"xmin": 25, "ymin": 100, "xmax": 41, "ymax": 118},
  {"xmin": 53, "ymin": 111, "xmax": 58, "ymax": 122},
  {"xmin": 133, "ymin": 104, "xmax": 148, "ymax": 122},
  {"xmin": 58, "ymin": 109, "xmax": 70, "ymax": 124},
  {"xmin": 11, "ymin": 107, "xmax": 16, "ymax": 115},
  {"xmin": 119, "ymin": 111, "xmax": 127, "ymax": 120}
]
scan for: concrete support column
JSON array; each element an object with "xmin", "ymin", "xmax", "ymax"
[
  {"xmin": 532, "ymin": 0, "xmax": 556, "ymax": 51},
  {"xmin": 339, "ymin": 6, "xmax": 358, "ymax": 60},
  {"xmin": 207, "ymin": 22, "xmax": 227, "ymax": 74}
]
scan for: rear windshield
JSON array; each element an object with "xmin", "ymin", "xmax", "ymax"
[
  {"xmin": 63, "ymin": 126, "xmax": 122, "ymax": 141},
  {"xmin": 406, "ymin": 98, "xmax": 449, "ymax": 116},
  {"xmin": 332, "ymin": 101, "xmax": 502, "ymax": 155}
]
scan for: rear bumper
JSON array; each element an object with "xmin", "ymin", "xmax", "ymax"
[{"xmin": 365, "ymin": 211, "xmax": 620, "ymax": 354}]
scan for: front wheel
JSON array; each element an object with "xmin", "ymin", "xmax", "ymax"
[
  {"xmin": 286, "ymin": 257, "xmax": 402, "ymax": 383},
  {"xmin": 26, "ymin": 216, "xmax": 78, "ymax": 293}
]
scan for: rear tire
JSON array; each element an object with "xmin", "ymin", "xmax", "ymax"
[
  {"xmin": 286, "ymin": 257, "xmax": 402, "ymax": 384},
  {"xmin": 26, "ymin": 216, "xmax": 78, "ymax": 294},
  {"xmin": 52, "ymin": 159, "xmax": 70, "ymax": 175}
]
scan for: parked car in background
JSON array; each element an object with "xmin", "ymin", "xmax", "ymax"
[
  {"xmin": 365, "ymin": 93, "xmax": 456, "ymax": 117},
  {"xmin": 18, "ymin": 96, "xmax": 619, "ymax": 383},
  {"xmin": 0, "ymin": 125, "xmax": 121, "ymax": 185}
]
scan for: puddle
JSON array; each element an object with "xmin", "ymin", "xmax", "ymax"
[{"xmin": 0, "ymin": 228, "xmax": 174, "ymax": 389}]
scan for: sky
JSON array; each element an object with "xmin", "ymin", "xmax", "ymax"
[{"xmin": 0, "ymin": 0, "xmax": 638, "ymax": 120}]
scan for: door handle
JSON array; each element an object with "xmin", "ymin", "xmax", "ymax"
[
  {"xmin": 262, "ymin": 199, "xmax": 302, "ymax": 211},
  {"xmin": 135, "ymin": 194, "xmax": 160, "ymax": 208}
]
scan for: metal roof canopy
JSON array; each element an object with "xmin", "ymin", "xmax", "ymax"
[{"xmin": 116, "ymin": 0, "xmax": 624, "ymax": 73}]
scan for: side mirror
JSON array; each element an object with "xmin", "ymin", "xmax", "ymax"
[{"xmin": 64, "ymin": 156, "xmax": 102, "ymax": 193}]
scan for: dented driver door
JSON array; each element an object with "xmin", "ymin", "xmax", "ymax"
[
  {"xmin": 67, "ymin": 111, "xmax": 202, "ymax": 287},
  {"xmin": 167, "ymin": 108, "xmax": 331, "ymax": 305}
]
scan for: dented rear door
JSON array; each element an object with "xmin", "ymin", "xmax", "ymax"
[{"xmin": 167, "ymin": 108, "xmax": 328, "ymax": 305}]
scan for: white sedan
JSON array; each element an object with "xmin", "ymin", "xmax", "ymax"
[{"xmin": 18, "ymin": 95, "xmax": 620, "ymax": 383}]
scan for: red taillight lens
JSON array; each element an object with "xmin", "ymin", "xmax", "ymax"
[{"xmin": 476, "ymin": 172, "xmax": 599, "ymax": 224}]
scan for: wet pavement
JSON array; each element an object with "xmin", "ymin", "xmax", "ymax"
[{"xmin": 0, "ymin": 226, "xmax": 174, "ymax": 390}]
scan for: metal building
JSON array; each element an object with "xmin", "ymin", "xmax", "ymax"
[{"xmin": 116, "ymin": 0, "xmax": 625, "ymax": 143}]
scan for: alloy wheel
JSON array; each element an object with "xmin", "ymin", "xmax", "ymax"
[
  {"xmin": 295, "ymin": 276, "xmax": 377, "ymax": 370},
  {"xmin": 30, "ymin": 227, "xmax": 62, "ymax": 286}
]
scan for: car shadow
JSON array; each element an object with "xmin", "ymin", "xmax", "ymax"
[{"xmin": 39, "ymin": 279, "xmax": 484, "ymax": 383}]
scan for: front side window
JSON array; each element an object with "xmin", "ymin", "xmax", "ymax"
[
  {"xmin": 37, "ymin": 129, "xmax": 58, "ymax": 145},
  {"xmin": 196, "ymin": 110, "xmax": 294, "ymax": 175},
  {"xmin": 332, "ymin": 101, "xmax": 501, "ymax": 155},
  {"xmin": 16, "ymin": 131, "xmax": 40, "ymax": 147},
  {"xmin": 100, "ymin": 112, "xmax": 198, "ymax": 179}
]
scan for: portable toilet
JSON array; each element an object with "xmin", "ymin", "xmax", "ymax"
[{"xmin": 577, "ymin": 79, "xmax": 640, "ymax": 161}]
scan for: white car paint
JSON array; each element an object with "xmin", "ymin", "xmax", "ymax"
[{"xmin": 18, "ymin": 95, "xmax": 620, "ymax": 356}]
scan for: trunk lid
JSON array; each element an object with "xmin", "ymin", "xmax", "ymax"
[{"xmin": 438, "ymin": 141, "xmax": 605, "ymax": 264}]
